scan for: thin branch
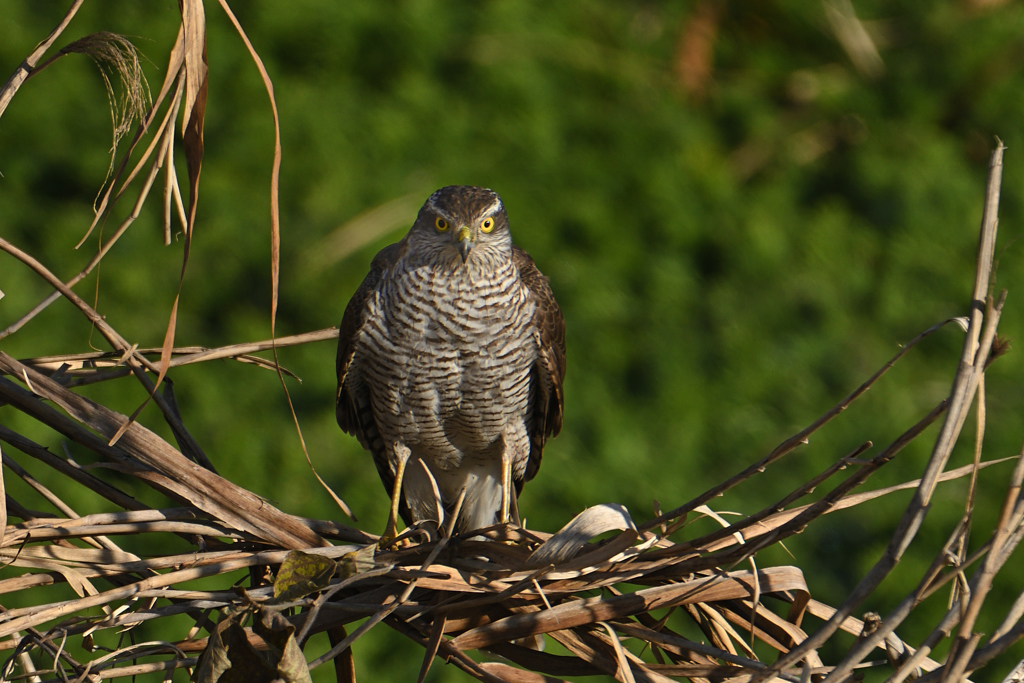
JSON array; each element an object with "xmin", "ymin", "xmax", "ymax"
[
  {"xmin": 0, "ymin": 0, "xmax": 85, "ymax": 120},
  {"xmin": 641, "ymin": 317, "xmax": 962, "ymax": 533},
  {"xmin": 781, "ymin": 140, "xmax": 1007, "ymax": 683}
]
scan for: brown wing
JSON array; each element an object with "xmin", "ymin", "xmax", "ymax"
[
  {"xmin": 513, "ymin": 246, "xmax": 566, "ymax": 488},
  {"xmin": 336, "ymin": 242, "xmax": 402, "ymax": 433},
  {"xmin": 336, "ymin": 243, "xmax": 409, "ymax": 519}
]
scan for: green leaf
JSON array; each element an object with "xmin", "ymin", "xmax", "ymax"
[{"xmin": 272, "ymin": 550, "xmax": 337, "ymax": 601}]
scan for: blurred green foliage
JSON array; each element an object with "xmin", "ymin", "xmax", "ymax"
[{"xmin": 2, "ymin": 1, "xmax": 1024, "ymax": 681}]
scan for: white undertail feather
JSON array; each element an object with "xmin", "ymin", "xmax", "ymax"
[{"xmin": 402, "ymin": 455, "xmax": 504, "ymax": 532}]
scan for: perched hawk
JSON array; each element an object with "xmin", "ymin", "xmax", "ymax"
[{"xmin": 336, "ymin": 186, "xmax": 565, "ymax": 537}]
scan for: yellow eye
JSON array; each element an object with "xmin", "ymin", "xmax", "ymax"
[
  {"xmin": 434, "ymin": 217, "xmax": 449, "ymax": 232},
  {"xmin": 480, "ymin": 217, "xmax": 495, "ymax": 233}
]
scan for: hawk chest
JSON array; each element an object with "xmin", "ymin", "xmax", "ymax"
[{"xmin": 355, "ymin": 261, "xmax": 537, "ymax": 447}]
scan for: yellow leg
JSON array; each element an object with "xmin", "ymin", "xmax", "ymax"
[
  {"xmin": 381, "ymin": 443, "xmax": 411, "ymax": 546},
  {"xmin": 500, "ymin": 447, "xmax": 512, "ymax": 526}
]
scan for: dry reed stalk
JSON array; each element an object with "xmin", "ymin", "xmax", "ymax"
[
  {"xmin": 0, "ymin": 410, "xmax": 1005, "ymax": 683},
  {"xmin": 0, "ymin": 0, "xmax": 86, "ymax": 119},
  {"xmin": 1, "ymin": 210, "xmax": 1020, "ymax": 680}
]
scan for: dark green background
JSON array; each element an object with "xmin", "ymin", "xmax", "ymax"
[{"xmin": 2, "ymin": 2, "xmax": 1023, "ymax": 681}]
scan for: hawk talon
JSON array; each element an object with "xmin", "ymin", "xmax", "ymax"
[
  {"xmin": 377, "ymin": 530, "xmax": 400, "ymax": 549},
  {"xmin": 379, "ymin": 523, "xmax": 434, "ymax": 549}
]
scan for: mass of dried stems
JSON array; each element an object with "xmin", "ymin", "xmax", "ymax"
[{"xmin": 1, "ymin": 4, "xmax": 1023, "ymax": 683}]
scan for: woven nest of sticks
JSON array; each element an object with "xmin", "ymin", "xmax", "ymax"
[{"xmin": 3, "ymin": 8, "xmax": 1024, "ymax": 683}]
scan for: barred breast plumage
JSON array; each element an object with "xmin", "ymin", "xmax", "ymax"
[{"xmin": 336, "ymin": 186, "xmax": 565, "ymax": 537}]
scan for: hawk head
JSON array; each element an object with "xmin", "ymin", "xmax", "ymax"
[{"xmin": 408, "ymin": 186, "xmax": 512, "ymax": 267}]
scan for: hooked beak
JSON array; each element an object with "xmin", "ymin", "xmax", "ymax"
[{"xmin": 456, "ymin": 225, "xmax": 473, "ymax": 263}]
